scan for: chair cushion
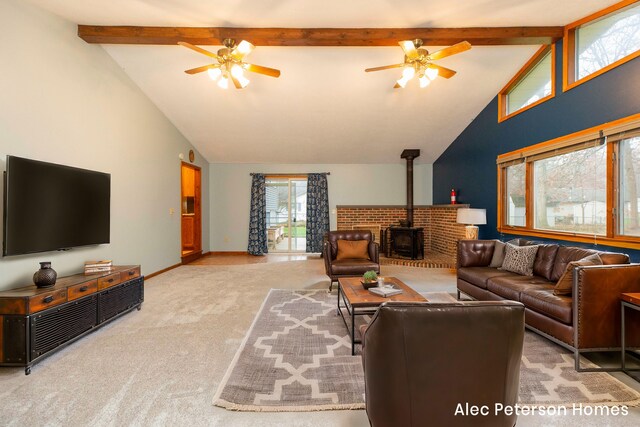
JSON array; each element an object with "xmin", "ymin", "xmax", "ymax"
[
  {"xmin": 500, "ymin": 244, "xmax": 539, "ymax": 276},
  {"xmin": 521, "ymin": 286, "xmax": 572, "ymax": 325},
  {"xmin": 331, "ymin": 259, "xmax": 379, "ymax": 275},
  {"xmin": 327, "ymin": 230, "xmax": 373, "ymax": 258},
  {"xmin": 336, "ymin": 240, "xmax": 369, "ymax": 260},
  {"xmin": 550, "ymin": 247, "xmax": 597, "ymax": 282},
  {"xmin": 532, "ymin": 244, "xmax": 559, "ymax": 281},
  {"xmin": 487, "ymin": 275, "xmax": 552, "ymax": 301},
  {"xmin": 457, "ymin": 267, "xmax": 514, "ymax": 289},
  {"xmin": 488, "ymin": 241, "xmax": 506, "ymax": 268},
  {"xmin": 554, "ymin": 253, "xmax": 603, "ymax": 296}
]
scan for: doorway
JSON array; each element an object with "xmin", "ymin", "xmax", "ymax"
[
  {"xmin": 265, "ymin": 177, "xmax": 307, "ymax": 252},
  {"xmin": 181, "ymin": 162, "xmax": 202, "ymax": 263}
]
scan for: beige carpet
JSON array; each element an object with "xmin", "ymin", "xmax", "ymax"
[{"xmin": 1, "ymin": 258, "xmax": 640, "ymax": 426}]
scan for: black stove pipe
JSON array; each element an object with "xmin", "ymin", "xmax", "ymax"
[{"xmin": 400, "ymin": 149, "xmax": 421, "ymax": 228}]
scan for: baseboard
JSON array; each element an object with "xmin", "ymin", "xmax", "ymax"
[
  {"xmin": 181, "ymin": 251, "xmax": 203, "ymax": 264},
  {"xmin": 145, "ymin": 262, "xmax": 181, "ymax": 280},
  {"xmin": 207, "ymin": 251, "xmax": 249, "ymax": 256}
]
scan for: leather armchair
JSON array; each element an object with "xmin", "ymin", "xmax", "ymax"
[
  {"xmin": 361, "ymin": 301, "xmax": 525, "ymax": 427},
  {"xmin": 324, "ymin": 230, "xmax": 380, "ymax": 291}
]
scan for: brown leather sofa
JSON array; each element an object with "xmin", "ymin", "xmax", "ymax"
[
  {"xmin": 361, "ymin": 301, "xmax": 525, "ymax": 427},
  {"xmin": 457, "ymin": 239, "xmax": 640, "ymax": 370},
  {"xmin": 323, "ymin": 230, "xmax": 380, "ymax": 291}
]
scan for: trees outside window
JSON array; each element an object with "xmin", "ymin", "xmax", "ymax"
[
  {"xmin": 506, "ymin": 163, "xmax": 526, "ymax": 226},
  {"xmin": 620, "ymin": 137, "xmax": 640, "ymax": 236},
  {"xmin": 576, "ymin": 3, "xmax": 640, "ymax": 80},
  {"xmin": 533, "ymin": 145, "xmax": 606, "ymax": 235}
]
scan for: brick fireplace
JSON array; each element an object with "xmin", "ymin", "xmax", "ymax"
[{"xmin": 336, "ymin": 204, "xmax": 469, "ymax": 264}]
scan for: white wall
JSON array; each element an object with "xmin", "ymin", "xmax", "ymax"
[
  {"xmin": 210, "ymin": 163, "xmax": 432, "ymax": 251},
  {"xmin": 0, "ymin": 0, "xmax": 209, "ymax": 290}
]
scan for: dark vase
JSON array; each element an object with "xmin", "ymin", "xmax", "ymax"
[{"xmin": 33, "ymin": 262, "xmax": 57, "ymax": 288}]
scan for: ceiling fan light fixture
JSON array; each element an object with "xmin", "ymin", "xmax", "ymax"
[
  {"xmin": 419, "ymin": 74, "xmax": 430, "ymax": 88},
  {"xmin": 238, "ymin": 75, "xmax": 250, "ymax": 88},
  {"xmin": 179, "ymin": 40, "xmax": 281, "ymax": 89},
  {"xmin": 396, "ymin": 77, "xmax": 409, "ymax": 88},
  {"xmin": 217, "ymin": 76, "xmax": 229, "ymax": 89},
  {"xmin": 230, "ymin": 63, "xmax": 244, "ymax": 79},
  {"xmin": 400, "ymin": 40, "xmax": 415, "ymax": 51},
  {"xmin": 402, "ymin": 66, "xmax": 416, "ymax": 80},
  {"xmin": 426, "ymin": 67, "xmax": 439, "ymax": 81},
  {"xmin": 207, "ymin": 67, "xmax": 222, "ymax": 81},
  {"xmin": 235, "ymin": 40, "xmax": 255, "ymax": 56}
]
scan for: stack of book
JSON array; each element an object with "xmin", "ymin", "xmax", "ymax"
[
  {"xmin": 369, "ymin": 285, "xmax": 403, "ymax": 297},
  {"xmin": 84, "ymin": 260, "xmax": 112, "ymax": 274}
]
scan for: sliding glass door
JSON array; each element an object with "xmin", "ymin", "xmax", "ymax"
[{"xmin": 266, "ymin": 178, "xmax": 307, "ymax": 252}]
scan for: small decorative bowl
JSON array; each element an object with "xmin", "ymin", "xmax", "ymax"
[{"xmin": 361, "ymin": 280, "xmax": 378, "ymax": 290}]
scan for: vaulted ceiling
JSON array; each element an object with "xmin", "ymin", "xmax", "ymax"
[{"xmin": 28, "ymin": 0, "xmax": 619, "ymax": 164}]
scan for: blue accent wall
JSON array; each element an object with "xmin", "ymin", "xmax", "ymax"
[{"xmin": 433, "ymin": 40, "xmax": 640, "ymax": 260}]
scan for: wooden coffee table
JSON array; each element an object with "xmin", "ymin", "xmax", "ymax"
[{"xmin": 337, "ymin": 276, "xmax": 427, "ymax": 355}]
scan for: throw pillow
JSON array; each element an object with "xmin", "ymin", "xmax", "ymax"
[
  {"xmin": 336, "ymin": 240, "xmax": 369, "ymax": 260},
  {"xmin": 500, "ymin": 243, "xmax": 539, "ymax": 276},
  {"xmin": 489, "ymin": 240, "xmax": 506, "ymax": 268},
  {"xmin": 554, "ymin": 253, "xmax": 603, "ymax": 296},
  {"xmin": 505, "ymin": 238, "xmax": 523, "ymax": 246}
]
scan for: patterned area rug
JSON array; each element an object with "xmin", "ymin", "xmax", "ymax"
[
  {"xmin": 213, "ymin": 289, "xmax": 640, "ymax": 412},
  {"xmin": 213, "ymin": 289, "xmax": 365, "ymax": 411},
  {"xmin": 520, "ymin": 333, "xmax": 640, "ymax": 406}
]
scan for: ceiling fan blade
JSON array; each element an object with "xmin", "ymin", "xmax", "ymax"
[
  {"xmin": 427, "ymin": 41, "xmax": 472, "ymax": 61},
  {"xmin": 399, "ymin": 40, "xmax": 419, "ymax": 60},
  {"xmin": 184, "ymin": 64, "xmax": 215, "ymax": 75},
  {"xmin": 178, "ymin": 41, "xmax": 219, "ymax": 59},
  {"xmin": 364, "ymin": 64, "xmax": 406, "ymax": 72},
  {"xmin": 245, "ymin": 63, "xmax": 281, "ymax": 78},
  {"xmin": 230, "ymin": 75, "xmax": 243, "ymax": 89},
  {"xmin": 428, "ymin": 63, "xmax": 457, "ymax": 79},
  {"xmin": 231, "ymin": 40, "xmax": 255, "ymax": 60}
]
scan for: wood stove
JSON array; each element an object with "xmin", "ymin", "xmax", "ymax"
[
  {"xmin": 381, "ymin": 149, "xmax": 425, "ymax": 260},
  {"xmin": 389, "ymin": 226, "xmax": 424, "ymax": 259}
]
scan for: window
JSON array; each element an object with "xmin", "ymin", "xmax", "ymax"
[
  {"xmin": 497, "ymin": 113, "xmax": 640, "ymax": 249},
  {"xmin": 619, "ymin": 136, "xmax": 640, "ymax": 236},
  {"xmin": 564, "ymin": 0, "xmax": 640, "ymax": 90},
  {"xmin": 507, "ymin": 51, "xmax": 553, "ymax": 115},
  {"xmin": 265, "ymin": 177, "xmax": 308, "ymax": 252},
  {"xmin": 498, "ymin": 46, "xmax": 555, "ymax": 122},
  {"xmin": 532, "ymin": 145, "xmax": 606, "ymax": 235},
  {"xmin": 505, "ymin": 163, "xmax": 526, "ymax": 226}
]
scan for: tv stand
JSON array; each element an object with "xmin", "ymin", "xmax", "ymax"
[{"xmin": 0, "ymin": 265, "xmax": 143, "ymax": 375}]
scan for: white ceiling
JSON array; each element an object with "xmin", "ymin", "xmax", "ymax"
[{"xmin": 28, "ymin": 0, "xmax": 619, "ymax": 164}]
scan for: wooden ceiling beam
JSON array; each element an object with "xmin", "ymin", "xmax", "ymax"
[{"xmin": 77, "ymin": 26, "xmax": 563, "ymax": 46}]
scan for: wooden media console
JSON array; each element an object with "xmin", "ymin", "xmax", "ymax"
[{"xmin": 0, "ymin": 265, "xmax": 144, "ymax": 374}]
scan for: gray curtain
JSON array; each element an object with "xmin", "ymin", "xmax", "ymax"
[
  {"xmin": 306, "ymin": 173, "xmax": 330, "ymax": 253},
  {"xmin": 247, "ymin": 174, "xmax": 268, "ymax": 255}
]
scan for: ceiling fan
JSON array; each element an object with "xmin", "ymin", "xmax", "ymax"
[
  {"xmin": 178, "ymin": 39, "xmax": 281, "ymax": 89},
  {"xmin": 365, "ymin": 40, "xmax": 471, "ymax": 89}
]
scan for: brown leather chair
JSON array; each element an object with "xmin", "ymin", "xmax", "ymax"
[
  {"xmin": 361, "ymin": 301, "xmax": 525, "ymax": 427},
  {"xmin": 324, "ymin": 230, "xmax": 380, "ymax": 291}
]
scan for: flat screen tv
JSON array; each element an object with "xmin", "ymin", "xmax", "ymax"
[{"xmin": 3, "ymin": 156, "xmax": 110, "ymax": 256}]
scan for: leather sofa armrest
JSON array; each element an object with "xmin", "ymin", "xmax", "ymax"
[
  {"xmin": 368, "ymin": 242, "xmax": 380, "ymax": 265},
  {"xmin": 574, "ymin": 264, "xmax": 640, "ymax": 349},
  {"xmin": 457, "ymin": 240, "xmax": 495, "ymax": 268},
  {"xmin": 323, "ymin": 241, "xmax": 333, "ymax": 275}
]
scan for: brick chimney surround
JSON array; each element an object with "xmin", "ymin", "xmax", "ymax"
[{"xmin": 336, "ymin": 204, "xmax": 469, "ymax": 263}]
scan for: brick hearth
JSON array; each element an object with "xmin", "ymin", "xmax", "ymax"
[{"xmin": 336, "ymin": 204, "xmax": 469, "ymax": 267}]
